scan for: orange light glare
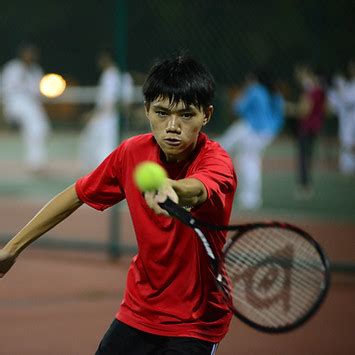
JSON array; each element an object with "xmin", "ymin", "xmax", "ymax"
[{"xmin": 40, "ymin": 73, "xmax": 66, "ymax": 98}]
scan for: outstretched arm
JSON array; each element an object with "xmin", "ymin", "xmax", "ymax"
[
  {"xmin": 144, "ymin": 178, "xmax": 207, "ymax": 216},
  {"xmin": 0, "ymin": 184, "xmax": 83, "ymax": 277}
]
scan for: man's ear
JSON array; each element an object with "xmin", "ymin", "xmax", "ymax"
[
  {"xmin": 203, "ymin": 105, "xmax": 214, "ymax": 126},
  {"xmin": 144, "ymin": 101, "xmax": 150, "ymax": 119}
]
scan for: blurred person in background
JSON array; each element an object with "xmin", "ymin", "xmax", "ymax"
[
  {"xmin": 79, "ymin": 46, "xmax": 134, "ymax": 171},
  {"xmin": 218, "ymin": 69, "xmax": 285, "ymax": 210},
  {"xmin": 327, "ymin": 61, "xmax": 355, "ymax": 175},
  {"xmin": 288, "ymin": 64, "xmax": 326, "ymax": 199},
  {"xmin": 1, "ymin": 42, "xmax": 50, "ymax": 174}
]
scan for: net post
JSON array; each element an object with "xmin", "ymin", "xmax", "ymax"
[{"xmin": 107, "ymin": 0, "xmax": 128, "ymax": 260}]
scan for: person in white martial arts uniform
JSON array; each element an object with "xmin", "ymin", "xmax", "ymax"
[
  {"xmin": 328, "ymin": 62, "xmax": 355, "ymax": 175},
  {"xmin": 79, "ymin": 47, "xmax": 133, "ymax": 171},
  {"xmin": 218, "ymin": 70, "xmax": 284, "ymax": 210},
  {"xmin": 1, "ymin": 43, "xmax": 50, "ymax": 173}
]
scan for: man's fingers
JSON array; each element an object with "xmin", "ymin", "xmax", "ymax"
[
  {"xmin": 144, "ymin": 191, "xmax": 170, "ymax": 216},
  {"xmin": 143, "ymin": 181, "xmax": 179, "ymax": 217},
  {"xmin": 144, "ymin": 191, "xmax": 155, "ymax": 209}
]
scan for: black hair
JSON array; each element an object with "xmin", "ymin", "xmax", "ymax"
[
  {"xmin": 254, "ymin": 68, "xmax": 277, "ymax": 93},
  {"xmin": 249, "ymin": 67, "xmax": 281, "ymax": 113},
  {"xmin": 97, "ymin": 45, "xmax": 115, "ymax": 60},
  {"xmin": 143, "ymin": 54, "xmax": 215, "ymax": 111},
  {"xmin": 16, "ymin": 41, "xmax": 39, "ymax": 56}
]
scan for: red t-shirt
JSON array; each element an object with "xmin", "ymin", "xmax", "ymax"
[
  {"xmin": 75, "ymin": 133, "xmax": 237, "ymax": 342},
  {"xmin": 298, "ymin": 86, "xmax": 326, "ymax": 135}
]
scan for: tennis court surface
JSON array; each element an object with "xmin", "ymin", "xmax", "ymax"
[{"xmin": 0, "ymin": 248, "xmax": 354, "ymax": 354}]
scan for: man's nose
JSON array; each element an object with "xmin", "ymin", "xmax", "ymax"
[{"xmin": 166, "ymin": 115, "xmax": 181, "ymax": 132}]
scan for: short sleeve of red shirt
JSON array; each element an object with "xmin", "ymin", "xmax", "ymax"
[
  {"xmin": 188, "ymin": 139, "xmax": 237, "ymax": 225},
  {"xmin": 75, "ymin": 143, "xmax": 126, "ymax": 211}
]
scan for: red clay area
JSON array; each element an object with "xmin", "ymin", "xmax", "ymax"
[
  {"xmin": 0, "ymin": 249, "xmax": 354, "ymax": 355},
  {"xmin": 0, "ymin": 196, "xmax": 355, "ymax": 354}
]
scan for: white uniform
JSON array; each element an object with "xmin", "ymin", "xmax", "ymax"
[
  {"xmin": 328, "ymin": 78, "xmax": 355, "ymax": 174},
  {"xmin": 1, "ymin": 59, "xmax": 50, "ymax": 170},
  {"xmin": 219, "ymin": 121, "xmax": 274, "ymax": 209},
  {"xmin": 79, "ymin": 66, "xmax": 133, "ymax": 170}
]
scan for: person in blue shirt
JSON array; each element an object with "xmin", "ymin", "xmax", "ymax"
[{"xmin": 219, "ymin": 69, "xmax": 285, "ymax": 209}]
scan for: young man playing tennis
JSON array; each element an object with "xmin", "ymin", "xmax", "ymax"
[{"xmin": 0, "ymin": 55, "xmax": 237, "ymax": 354}]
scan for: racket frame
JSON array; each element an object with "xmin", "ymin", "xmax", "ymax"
[{"xmin": 222, "ymin": 222, "xmax": 331, "ymax": 333}]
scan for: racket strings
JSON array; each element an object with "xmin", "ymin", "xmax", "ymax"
[
  {"xmin": 223, "ymin": 226, "xmax": 326, "ymax": 329},
  {"xmin": 226, "ymin": 249, "xmax": 322, "ymax": 296}
]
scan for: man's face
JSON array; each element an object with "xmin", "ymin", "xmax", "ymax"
[
  {"xmin": 97, "ymin": 53, "xmax": 109, "ymax": 71},
  {"xmin": 294, "ymin": 67, "xmax": 312, "ymax": 89},
  {"xmin": 145, "ymin": 96, "xmax": 212, "ymax": 162},
  {"xmin": 21, "ymin": 47, "xmax": 38, "ymax": 65}
]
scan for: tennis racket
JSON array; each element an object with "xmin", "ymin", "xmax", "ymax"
[{"xmin": 159, "ymin": 198, "xmax": 330, "ymax": 333}]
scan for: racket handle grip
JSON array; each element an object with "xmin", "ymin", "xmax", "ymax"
[{"xmin": 159, "ymin": 198, "xmax": 195, "ymax": 227}]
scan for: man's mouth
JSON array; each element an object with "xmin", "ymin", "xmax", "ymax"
[{"xmin": 163, "ymin": 137, "xmax": 181, "ymax": 146}]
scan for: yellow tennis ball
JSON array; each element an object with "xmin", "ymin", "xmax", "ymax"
[{"xmin": 133, "ymin": 161, "xmax": 167, "ymax": 192}]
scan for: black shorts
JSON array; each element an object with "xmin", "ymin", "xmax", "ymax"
[{"xmin": 95, "ymin": 319, "xmax": 219, "ymax": 355}]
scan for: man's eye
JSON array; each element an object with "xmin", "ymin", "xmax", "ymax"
[
  {"xmin": 181, "ymin": 113, "xmax": 193, "ymax": 119},
  {"xmin": 156, "ymin": 111, "xmax": 167, "ymax": 117}
]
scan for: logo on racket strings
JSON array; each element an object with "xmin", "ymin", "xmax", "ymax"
[{"xmin": 234, "ymin": 244, "xmax": 294, "ymax": 312}]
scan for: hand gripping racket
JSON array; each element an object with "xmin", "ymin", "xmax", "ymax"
[{"xmin": 159, "ymin": 198, "xmax": 330, "ymax": 333}]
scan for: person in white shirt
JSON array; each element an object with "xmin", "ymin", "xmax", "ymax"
[
  {"xmin": 328, "ymin": 61, "xmax": 355, "ymax": 175},
  {"xmin": 1, "ymin": 43, "xmax": 50, "ymax": 173},
  {"xmin": 79, "ymin": 47, "xmax": 133, "ymax": 170}
]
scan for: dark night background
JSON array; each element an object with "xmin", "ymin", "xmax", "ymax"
[{"xmin": 1, "ymin": 0, "xmax": 354, "ymax": 86}]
